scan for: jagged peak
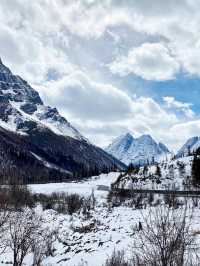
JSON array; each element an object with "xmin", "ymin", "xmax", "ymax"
[
  {"xmin": 0, "ymin": 58, "xmax": 86, "ymax": 141},
  {"xmin": 0, "ymin": 58, "xmax": 11, "ymax": 74},
  {"xmin": 138, "ymin": 134, "xmax": 154, "ymax": 142},
  {"xmin": 120, "ymin": 132, "xmax": 134, "ymax": 140},
  {"xmin": 105, "ymin": 132, "xmax": 170, "ymax": 165},
  {"xmin": 112, "ymin": 132, "xmax": 134, "ymax": 145},
  {"xmin": 124, "ymin": 132, "xmax": 134, "ymax": 138}
]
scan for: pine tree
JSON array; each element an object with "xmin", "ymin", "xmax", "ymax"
[
  {"xmin": 156, "ymin": 165, "xmax": 161, "ymax": 177},
  {"xmin": 188, "ymin": 146, "xmax": 191, "ymax": 156},
  {"xmin": 192, "ymin": 154, "xmax": 200, "ymax": 185},
  {"xmin": 196, "ymin": 147, "xmax": 200, "ymax": 156},
  {"xmin": 127, "ymin": 163, "xmax": 135, "ymax": 173},
  {"xmin": 143, "ymin": 165, "xmax": 148, "ymax": 176}
]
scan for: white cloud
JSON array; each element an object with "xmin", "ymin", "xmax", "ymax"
[
  {"xmin": 38, "ymin": 71, "xmax": 134, "ymax": 122},
  {"xmin": 163, "ymin": 96, "xmax": 195, "ymax": 118},
  {"xmin": 37, "ymin": 74, "xmax": 180, "ymax": 149},
  {"xmin": 109, "ymin": 43, "xmax": 180, "ymax": 81},
  {"xmin": 0, "ymin": 0, "xmax": 199, "ymax": 151},
  {"xmin": 1, "ymin": 0, "xmax": 200, "ymax": 79}
]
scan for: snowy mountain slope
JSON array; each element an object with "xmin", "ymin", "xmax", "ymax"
[
  {"xmin": 105, "ymin": 133, "xmax": 134, "ymax": 162},
  {"xmin": 0, "ymin": 58, "xmax": 84, "ymax": 140},
  {"xmin": 0, "ymin": 58, "xmax": 125, "ymax": 182},
  {"xmin": 113, "ymin": 156, "xmax": 193, "ymax": 191},
  {"xmin": 105, "ymin": 133, "xmax": 171, "ymax": 166},
  {"xmin": 176, "ymin": 136, "xmax": 200, "ymax": 158}
]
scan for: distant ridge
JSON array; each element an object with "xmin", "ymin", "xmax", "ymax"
[
  {"xmin": 105, "ymin": 133, "xmax": 171, "ymax": 165},
  {"xmin": 176, "ymin": 136, "xmax": 200, "ymax": 158}
]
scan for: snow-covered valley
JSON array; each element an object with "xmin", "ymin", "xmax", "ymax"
[
  {"xmin": 0, "ymin": 162, "xmax": 197, "ymax": 266},
  {"xmin": 29, "ymin": 172, "xmax": 119, "ymax": 200},
  {"xmin": 0, "ymin": 172, "xmax": 145, "ymax": 266}
]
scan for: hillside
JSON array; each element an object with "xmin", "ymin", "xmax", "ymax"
[{"xmin": 112, "ymin": 156, "xmax": 193, "ymax": 191}]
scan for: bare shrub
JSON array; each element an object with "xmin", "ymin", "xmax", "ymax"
[
  {"xmin": 131, "ymin": 204, "xmax": 199, "ymax": 266},
  {"xmin": 192, "ymin": 197, "xmax": 199, "ymax": 208},
  {"xmin": 163, "ymin": 193, "xmax": 179, "ymax": 208},
  {"xmin": 65, "ymin": 193, "xmax": 84, "ymax": 215},
  {"xmin": 105, "ymin": 204, "xmax": 199, "ymax": 266},
  {"xmin": 35, "ymin": 192, "xmax": 84, "ymax": 215},
  {"xmin": 134, "ymin": 194, "xmax": 145, "ymax": 209},
  {"xmin": 76, "ymin": 260, "xmax": 88, "ymax": 266},
  {"xmin": 82, "ymin": 192, "xmax": 96, "ymax": 219},
  {"xmin": 148, "ymin": 193, "xmax": 154, "ymax": 206},
  {"xmin": 35, "ymin": 192, "xmax": 61, "ymax": 211},
  {"xmin": 107, "ymin": 190, "xmax": 129, "ymax": 208},
  {"xmin": 104, "ymin": 250, "xmax": 130, "ymax": 266},
  {"xmin": 9, "ymin": 184, "xmax": 35, "ymax": 209},
  {"xmin": 0, "ymin": 184, "xmax": 35, "ymax": 210},
  {"xmin": 0, "ymin": 202, "xmax": 10, "ymax": 254},
  {"xmin": 32, "ymin": 227, "xmax": 58, "ymax": 266},
  {"xmin": 7, "ymin": 208, "xmax": 41, "ymax": 266}
]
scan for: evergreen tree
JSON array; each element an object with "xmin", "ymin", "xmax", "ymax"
[
  {"xmin": 156, "ymin": 165, "xmax": 161, "ymax": 177},
  {"xmin": 192, "ymin": 154, "xmax": 200, "ymax": 185},
  {"xmin": 127, "ymin": 163, "xmax": 135, "ymax": 173},
  {"xmin": 143, "ymin": 165, "xmax": 148, "ymax": 176},
  {"xmin": 188, "ymin": 146, "xmax": 191, "ymax": 156},
  {"xmin": 196, "ymin": 147, "xmax": 200, "ymax": 156}
]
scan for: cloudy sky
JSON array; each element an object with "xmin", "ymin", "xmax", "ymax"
[{"xmin": 1, "ymin": 0, "xmax": 200, "ymax": 151}]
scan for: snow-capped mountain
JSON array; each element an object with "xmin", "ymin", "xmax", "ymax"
[
  {"xmin": 176, "ymin": 136, "xmax": 200, "ymax": 158},
  {"xmin": 0, "ymin": 58, "xmax": 84, "ymax": 140},
  {"xmin": 0, "ymin": 58, "xmax": 125, "ymax": 182},
  {"xmin": 105, "ymin": 133, "xmax": 171, "ymax": 165}
]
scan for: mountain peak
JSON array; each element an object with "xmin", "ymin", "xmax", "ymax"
[
  {"xmin": 111, "ymin": 132, "xmax": 134, "ymax": 146},
  {"xmin": 124, "ymin": 132, "xmax": 133, "ymax": 138},
  {"xmin": 0, "ymin": 58, "xmax": 86, "ymax": 140},
  {"xmin": 119, "ymin": 132, "xmax": 134, "ymax": 141},
  {"xmin": 138, "ymin": 134, "xmax": 154, "ymax": 141},
  {"xmin": 0, "ymin": 58, "xmax": 12, "ymax": 75},
  {"xmin": 105, "ymin": 133, "xmax": 170, "ymax": 165},
  {"xmin": 176, "ymin": 136, "xmax": 200, "ymax": 157}
]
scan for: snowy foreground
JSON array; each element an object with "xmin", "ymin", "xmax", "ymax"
[
  {"xmin": 23, "ymin": 172, "xmax": 145, "ymax": 266},
  {"xmin": 1, "ymin": 170, "xmax": 200, "ymax": 265}
]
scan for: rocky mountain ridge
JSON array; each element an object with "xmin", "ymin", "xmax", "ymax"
[{"xmin": 105, "ymin": 133, "xmax": 171, "ymax": 166}]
